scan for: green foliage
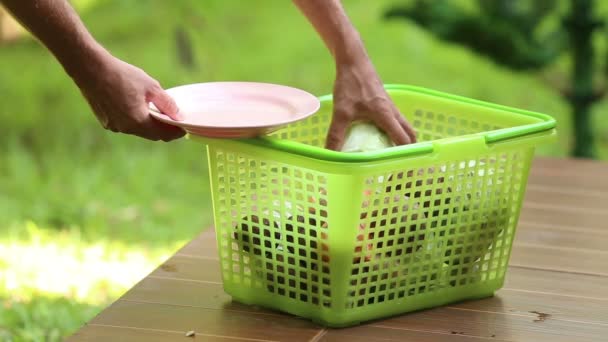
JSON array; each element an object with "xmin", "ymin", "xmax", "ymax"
[
  {"xmin": 564, "ymin": 0, "xmax": 601, "ymax": 157},
  {"xmin": 0, "ymin": 222, "xmax": 171, "ymax": 342},
  {"xmin": 385, "ymin": 0, "xmax": 607, "ymax": 158},
  {"xmin": 477, "ymin": 0, "xmax": 557, "ymax": 31},
  {"xmin": 385, "ymin": 0, "xmax": 565, "ymax": 70},
  {"xmin": 0, "ymin": 296, "xmax": 99, "ymax": 342}
]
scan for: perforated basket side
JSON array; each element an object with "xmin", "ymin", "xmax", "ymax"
[
  {"xmin": 207, "ymin": 146, "xmax": 336, "ymax": 309},
  {"xmin": 345, "ymin": 148, "xmax": 532, "ymax": 311}
]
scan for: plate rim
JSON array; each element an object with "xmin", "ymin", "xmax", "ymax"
[{"xmin": 149, "ymin": 81, "xmax": 320, "ymax": 130}]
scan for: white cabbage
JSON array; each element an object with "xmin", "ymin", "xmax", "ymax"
[{"xmin": 341, "ymin": 123, "xmax": 393, "ymax": 152}]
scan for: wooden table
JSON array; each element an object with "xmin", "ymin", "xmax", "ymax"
[{"xmin": 69, "ymin": 158, "xmax": 608, "ymax": 342}]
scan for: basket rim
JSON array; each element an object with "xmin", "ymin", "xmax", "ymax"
[{"xmin": 200, "ymin": 84, "xmax": 556, "ymax": 163}]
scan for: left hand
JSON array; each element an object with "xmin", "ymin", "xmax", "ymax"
[
  {"xmin": 69, "ymin": 51, "xmax": 185, "ymax": 142},
  {"xmin": 326, "ymin": 61, "xmax": 417, "ymax": 150}
]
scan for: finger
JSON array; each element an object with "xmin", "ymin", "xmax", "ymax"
[
  {"xmin": 148, "ymin": 86, "xmax": 182, "ymax": 121},
  {"xmin": 149, "ymin": 119, "xmax": 187, "ymax": 142},
  {"xmin": 375, "ymin": 116, "xmax": 411, "ymax": 146},
  {"xmin": 140, "ymin": 119, "xmax": 186, "ymax": 142},
  {"xmin": 325, "ymin": 114, "xmax": 350, "ymax": 151},
  {"xmin": 395, "ymin": 111, "xmax": 417, "ymax": 143},
  {"xmin": 129, "ymin": 106, "xmax": 186, "ymax": 141}
]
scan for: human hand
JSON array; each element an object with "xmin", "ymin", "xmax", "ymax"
[
  {"xmin": 326, "ymin": 61, "xmax": 417, "ymax": 150},
  {"xmin": 70, "ymin": 52, "xmax": 185, "ymax": 142}
]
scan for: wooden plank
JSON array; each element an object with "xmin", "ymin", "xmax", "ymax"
[
  {"xmin": 515, "ymin": 222, "xmax": 608, "ymax": 251},
  {"xmin": 83, "ymin": 315, "xmax": 603, "ymax": 342},
  {"xmin": 525, "ymin": 186, "xmax": 608, "ymax": 212},
  {"xmin": 518, "ymin": 206, "xmax": 607, "ymax": 231},
  {"xmin": 532, "ymin": 158, "xmax": 608, "ymax": 177},
  {"xmin": 176, "ymin": 228, "xmax": 218, "ymax": 259},
  {"xmin": 527, "ymin": 171, "xmax": 608, "ymax": 192},
  {"xmin": 154, "ymin": 256, "xmax": 608, "ymax": 300},
  {"xmin": 452, "ymin": 289, "xmax": 608, "ymax": 325},
  {"xmin": 320, "ymin": 326, "xmax": 510, "ymax": 341},
  {"xmin": 510, "ymin": 244, "xmax": 608, "ymax": 276},
  {"xmin": 68, "ymin": 324, "xmax": 264, "ymax": 342},
  {"xmin": 366, "ymin": 306, "xmax": 608, "ymax": 342},
  {"xmin": 121, "ymin": 277, "xmax": 271, "ymax": 317},
  {"xmin": 518, "ymin": 220, "xmax": 608, "ymax": 236},
  {"xmin": 90, "ymin": 301, "xmax": 322, "ymax": 342},
  {"xmin": 150, "ymin": 255, "xmax": 222, "ymax": 282},
  {"xmin": 523, "ymin": 201, "xmax": 607, "ymax": 217},
  {"xmin": 527, "ymin": 184, "xmax": 608, "ymax": 200},
  {"xmin": 122, "ymin": 276, "xmax": 608, "ymax": 326},
  {"xmin": 123, "ymin": 265, "xmax": 608, "ymax": 340},
  {"xmin": 528, "ymin": 157, "xmax": 608, "ymax": 192},
  {"xmin": 504, "ymin": 267, "xmax": 608, "ymax": 300}
]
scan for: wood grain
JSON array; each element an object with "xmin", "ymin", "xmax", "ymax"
[
  {"xmin": 452, "ymin": 289, "xmax": 608, "ymax": 325},
  {"xmin": 525, "ymin": 186, "xmax": 608, "ymax": 211},
  {"xmin": 120, "ymin": 275, "xmax": 608, "ymax": 327},
  {"xmin": 518, "ymin": 206, "xmax": 607, "ymax": 231},
  {"xmin": 68, "ymin": 324, "xmax": 269, "ymax": 342},
  {"xmin": 369, "ymin": 306, "xmax": 608, "ymax": 342},
  {"xmin": 504, "ymin": 267, "xmax": 608, "ymax": 299},
  {"xmin": 151, "ymin": 254, "xmax": 608, "ymax": 300},
  {"xmin": 121, "ymin": 277, "xmax": 276, "ymax": 317},
  {"xmin": 526, "ymin": 172, "xmax": 608, "ymax": 192},
  {"xmin": 150, "ymin": 255, "xmax": 222, "ymax": 282},
  {"xmin": 90, "ymin": 301, "xmax": 322, "ymax": 342},
  {"xmin": 515, "ymin": 222, "xmax": 608, "ymax": 251},
  {"xmin": 176, "ymin": 228, "xmax": 218, "ymax": 259},
  {"xmin": 509, "ymin": 244, "xmax": 608, "ymax": 276},
  {"xmin": 530, "ymin": 158, "xmax": 608, "ymax": 187},
  {"xmin": 319, "ymin": 327, "xmax": 510, "ymax": 342},
  {"xmin": 532, "ymin": 158, "xmax": 608, "ymax": 178}
]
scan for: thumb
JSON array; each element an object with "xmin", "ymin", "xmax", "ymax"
[{"xmin": 149, "ymin": 86, "xmax": 182, "ymax": 121}]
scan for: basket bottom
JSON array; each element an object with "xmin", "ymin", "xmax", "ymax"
[{"xmin": 224, "ymin": 283, "xmax": 499, "ymax": 328}]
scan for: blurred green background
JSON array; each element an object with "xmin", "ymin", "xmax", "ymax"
[{"xmin": 0, "ymin": 0, "xmax": 606, "ymax": 340}]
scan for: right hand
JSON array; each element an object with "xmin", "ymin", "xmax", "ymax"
[
  {"xmin": 70, "ymin": 52, "xmax": 185, "ymax": 142},
  {"xmin": 327, "ymin": 60, "xmax": 417, "ymax": 150}
]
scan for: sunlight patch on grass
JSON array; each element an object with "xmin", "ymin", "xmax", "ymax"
[{"xmin": 0, "ymin": 222, "xmax": 177, "ymax": 305}]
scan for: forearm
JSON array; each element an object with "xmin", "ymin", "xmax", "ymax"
[
  {"xmin": 295, "ymin": 1, "xmax": 416, "ymax": 149},
  {"xmin": 292, "ymin": 0, "xmax": 369, "ymax": 66},
  {"xmin": 1, "ymin": 0, "xmax": 108, "ymax": 79}
]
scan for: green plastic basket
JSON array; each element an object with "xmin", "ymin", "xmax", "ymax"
[{"xmin": 194, "ymin": 84, "xmax": 556, "ymax": 327}]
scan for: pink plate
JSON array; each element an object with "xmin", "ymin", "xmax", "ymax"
[{"xmin": 149, "ymin": 82, "xmax": 320, "ymax": 138}]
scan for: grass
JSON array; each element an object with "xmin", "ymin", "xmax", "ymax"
[
  {"xmin": 1, "ymin": 223, "xmax": 166, "ymax": 340},
  {"xmin": 1, "ymin": 0, "xmax": 607, "ymax": 340}
]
